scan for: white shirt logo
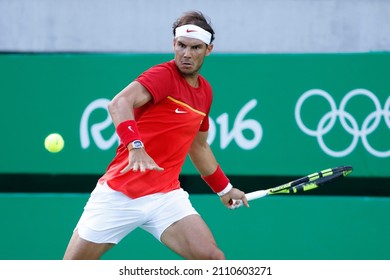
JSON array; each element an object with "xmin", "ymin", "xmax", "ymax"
[{"xmin": 175, "ymin": 108, "xmax": 187, "ymax": 114}]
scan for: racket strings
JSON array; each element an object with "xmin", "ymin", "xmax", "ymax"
[{"xmin": 270, "ymin": 167, "xmax": 352, "ymax": 195}]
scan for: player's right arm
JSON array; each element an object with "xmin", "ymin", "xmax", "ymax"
[
  {"xmin": 108, "ymin": 81, "xmax": 164, "ymax": 173},
  {"xmin": 108, "ymin": 81, "xmax": 151, "ymax": 124}
]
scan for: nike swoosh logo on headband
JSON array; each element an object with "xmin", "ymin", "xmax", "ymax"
[{"xmin": 186, "ymin": 29, "xmax": 197, "ymax": 33}]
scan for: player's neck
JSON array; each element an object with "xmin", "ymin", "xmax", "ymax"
[{"xmin": 183, "ymin": 74, "xmax": 199, "ymax": 88}]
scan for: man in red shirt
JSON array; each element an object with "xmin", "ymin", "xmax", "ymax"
[{"xmin": 64, "ymin": 10, "xmax": 249, "ymax": 260}]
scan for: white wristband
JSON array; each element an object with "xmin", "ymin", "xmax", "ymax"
[{"xmin": 217, "ymin": 182, "xmax": 233, "ymax": 196}]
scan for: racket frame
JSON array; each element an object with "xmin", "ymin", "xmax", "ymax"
[{"xmin": 229, "ymin": 165, "xmax": 352, "ymax": 209}]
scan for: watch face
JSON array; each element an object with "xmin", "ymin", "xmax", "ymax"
[{"xmin": 132, "ymin": 140, "xmax": 144, "ymax": 149}]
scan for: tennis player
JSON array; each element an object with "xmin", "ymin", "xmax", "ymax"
[{"xmin": 63, "ymin": 10, "xmax": 249, "ymax": 260}]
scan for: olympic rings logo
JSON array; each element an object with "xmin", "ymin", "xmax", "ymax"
[{"xmin": 295, "ymin": 89, "xmax": 390, "ymax": 157}]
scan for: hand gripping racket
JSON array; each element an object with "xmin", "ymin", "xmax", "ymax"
[{"xmin": 229, "ymin": 165, "xmax": 353, "ymax": 209}]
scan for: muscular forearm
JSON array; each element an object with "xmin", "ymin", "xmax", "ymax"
[
  {"xmin": 189, "ymin": 143, "xmax": 218, "ymax": 176},
  {"xmin": 108, "ymin": 93, "xmax": 136, "ymax": 126}
]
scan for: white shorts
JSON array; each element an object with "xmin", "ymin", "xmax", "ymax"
[{"xmin": 74, "ymin": 181, "xmax": 199, "ymax": 244}]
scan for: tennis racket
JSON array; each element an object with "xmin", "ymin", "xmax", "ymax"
[{"xmin": 229, "ymin": 165, "xmax": 353, "ymax": 209}]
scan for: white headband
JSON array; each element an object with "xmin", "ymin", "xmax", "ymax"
[{"xmin": 175, "ymin": 24, "xmax": 212, "ymax": 45}]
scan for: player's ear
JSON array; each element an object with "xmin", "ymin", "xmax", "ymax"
[{"xmin": 205, "ymin": 43, "xmax": 213, "ymax": 56}]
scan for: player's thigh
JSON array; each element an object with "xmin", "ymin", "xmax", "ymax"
[
  {"xmin": 63, "ymin": 230, "xmax": 114, "ymax": 260},
  {"xmin": 161, "ymin": 214, "xmax": 225, "ymax": 260}
]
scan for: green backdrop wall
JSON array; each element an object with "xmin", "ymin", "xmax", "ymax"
[
  {"xmin": 0, "ymin": 194, "xmax": 389, "ymax": 260},
  {"xmin": 0, "ymin": 53, "xmax": 388, "ymax": 260},
  {"xmin": 0, "ymin": 53, "xmax": 389, "ymax": 177}
]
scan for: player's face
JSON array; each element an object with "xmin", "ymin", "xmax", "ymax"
[{"xmin": 173, "ymin": 37, "xmax": 213, "ymax": 76}]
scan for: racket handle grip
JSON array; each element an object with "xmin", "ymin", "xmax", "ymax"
[{"xmin": 228, "ymin": 190, "xmax": 268, "ymax": 210}]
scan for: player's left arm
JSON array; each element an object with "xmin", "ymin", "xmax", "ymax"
[{"xmin": 188, "ymin": 131, "xmax": 249, "ymax": 208}]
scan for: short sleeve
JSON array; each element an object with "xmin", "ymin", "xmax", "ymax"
[{"xmin": 136, "ymin": 63, "xmax": 176, "ymax": 104}]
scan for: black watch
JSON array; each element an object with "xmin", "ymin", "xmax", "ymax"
[{"xmin": 130, "ymin": 140, "xmax": 144, "ymax": 150}]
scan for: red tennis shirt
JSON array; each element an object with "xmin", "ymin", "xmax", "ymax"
[{"xmin": 99, "ymin": 60, "xmax": 213, "ymax": 198}]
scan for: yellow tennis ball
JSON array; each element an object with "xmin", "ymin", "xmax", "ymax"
[{"xmin": 44, "ymin": 133, "xmax": 64, "ymax": 153}]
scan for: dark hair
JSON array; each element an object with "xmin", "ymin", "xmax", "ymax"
[{"xmin": 172, "ymin": 11, "xmax": 215, "ymax": 44}]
